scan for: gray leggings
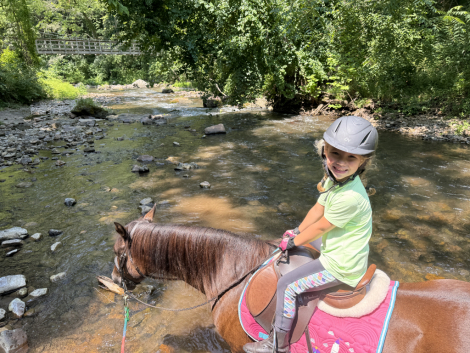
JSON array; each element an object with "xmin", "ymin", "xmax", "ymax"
[{"xmin": 274, "ymin": 239, "xmax": 342, "ymax": 333}]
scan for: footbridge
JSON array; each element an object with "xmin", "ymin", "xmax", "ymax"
[{"xmin": 35, "ymin": 38, "xmax": 141, "ymax": 55}]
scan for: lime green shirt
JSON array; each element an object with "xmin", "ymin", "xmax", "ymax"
[{"xmin": 316, "ymin": 176, "xmax": 372, "ymax": 287}]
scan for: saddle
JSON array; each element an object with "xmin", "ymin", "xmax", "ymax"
[{"xmin": 245, "ymin": 246, "xmax": 376, "ymax": 344}]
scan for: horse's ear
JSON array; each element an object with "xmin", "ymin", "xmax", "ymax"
[
  {"xmin": 114, "ymin": 222, "xmax": 129, "ymax": 241},
  {"xmin": 143, "ymin": 203, "xmax": 156, "ymax": 222}
]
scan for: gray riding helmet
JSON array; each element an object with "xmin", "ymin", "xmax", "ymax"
[{"xmin": 323, "ymin": 116, "xmax": 378, "ymax": 155}]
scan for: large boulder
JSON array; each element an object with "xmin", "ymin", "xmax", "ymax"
[
  {"xmin": 0, "ymin": 329, "xmax": 29, "ymax": 353},
  {"xmin": 71, "ymin": 98, "xmax": 110, "ymax": 119},
  {"xmin": 0, "ymin": 276, "xmax": 26, "ymax": 295}
]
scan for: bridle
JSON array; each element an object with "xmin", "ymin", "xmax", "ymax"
[{"xmin": 114, "ymin": 221, "xmax": 276, "ymax": 311}]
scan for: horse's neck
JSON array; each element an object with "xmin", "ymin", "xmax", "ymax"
[{"xmin": 137, "ymin": 228, "xmax": 273, "ymax": 299}]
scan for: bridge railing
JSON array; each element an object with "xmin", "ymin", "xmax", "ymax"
[{"xmin": 35, "ymin": 39, "xmax": 141, "ymax": 55}]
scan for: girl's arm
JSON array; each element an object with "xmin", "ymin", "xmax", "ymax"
[
  {"xmin": 293, "ymin": 216, "xmax": 336, "ymax": 246},
  {"xmin": 298, "ymin": 202, "xmax": 326, "ymax": 232}
]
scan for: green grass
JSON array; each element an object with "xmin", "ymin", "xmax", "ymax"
[
  {"xmin": 172, "ymin": 81, "xmax": 193, "ymax": 88},
  {"xmin": 38, "ymin": 75, "xmax": 87, "ymax": 100}
]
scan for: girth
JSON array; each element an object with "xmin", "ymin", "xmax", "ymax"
[{"xmin": 245, "ymin": 246, "xmax": 376, "ymax": 344}]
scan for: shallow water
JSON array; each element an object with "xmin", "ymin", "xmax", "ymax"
[{"xmin": 1, "ymin": 88, "xmax": 469, "ymax": 352}]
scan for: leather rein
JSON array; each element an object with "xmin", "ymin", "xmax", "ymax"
[{"xmin": 116, "ymin": 221, "xmax": 275, "ymax": 312}]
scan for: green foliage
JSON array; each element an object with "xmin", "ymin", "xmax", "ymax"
[
  {"xmin": 72, "ymin": 97, "xmax": 99, "ymax": 111},
  {"xmin": 173, "ymin": 81, "xmax": 193, "ymax": 88},
  {"xmin": 38, "ymin": 70, "xmax": 86, "ymax": 99},
  {"xmin": 452, "ymin": 121, "xmax": 470, "ymax": 135},
  {"xmin": 0, "ymin": 48, "xmax": 45, "ymax": 105}
]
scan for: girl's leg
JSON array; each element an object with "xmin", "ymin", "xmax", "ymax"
[{"xmin": 275, "ymin": 259, "xmax": 341, "ymax": 333}]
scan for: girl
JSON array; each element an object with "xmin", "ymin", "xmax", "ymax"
[{"xmin": 243, "ymin": 115, "xmax": 378, "ymax": 353}]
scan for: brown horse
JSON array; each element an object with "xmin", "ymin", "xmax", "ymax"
[{"xmin": 112, "ymin": 207, "xmax": 470, "ymax": 353}]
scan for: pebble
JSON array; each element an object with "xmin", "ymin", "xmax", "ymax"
[
  {"xmin": 50, "ymin": 272, "xmax": 66, "ymax": 283},
  {"xmin": 84, "ymin": 147, "xmax": 95, "ymax": 153},
  {"xmin": 139, "ymin": 205, "xmax": 152, "ymax": 214},
  {"xmin": 200, "ymin": 181, "xmax": 211, "ymax": 189},
  {"xmin": 14, "ymin": 288, "xmax": 28, "ymax": 298},
  {"xmin": 1, "ymin": 239, "xmax": 23, "ymax": 248},
  {"xmin": 0, "ymin": 328, "xmax": 29, "ymax": 353},
  {"xmin": 64, "ymin": 198, "xmax": 76, "ymax": 206},
  {"xmin": 51, "ymin": 242, "xmax": 62, "ymax": 252},
  {"xmin": 0, "ymin": 309, "xmax": 5, "ymax": 321},
  {"xmin": 8, "ymin": 298, "xmax": 25, "ymax": 318},
  {"xmin": 5, "ymin": 250, "xmax": 18, "ymax": 257},
  {"xmin": 23, "ymin": 308, "xmax": 36, "ymax": 318},
  {"xmin": 31, "ymin": 233, "xmax": 42, "ymax": 241},
  {"xmin": 55, "ymin": 160, "xmax": 66, "ymax": 166},
  {"xmin": 0, "ymin": 275, "xmax": 26, "ymax": 295},
  {"xmin": 48, "ymin": 229, "xmax": 63, "ymax": 236},
  {"xmin": 15, "ymin": 182, "xmax": 32, "ymax": 188}
]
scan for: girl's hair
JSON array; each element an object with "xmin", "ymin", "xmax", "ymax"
[{"xmin": 315, "ymin": 139, "xmax": 376, "ymax": 196}]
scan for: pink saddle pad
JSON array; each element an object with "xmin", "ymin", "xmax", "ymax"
[{"xmin": 239, "ymin": 272, "xmax": 399, "ymax": 353}]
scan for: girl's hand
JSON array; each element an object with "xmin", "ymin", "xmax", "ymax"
[{"xmin": 279, "ymin": 237, "xmax": 296, "ymax": 251}]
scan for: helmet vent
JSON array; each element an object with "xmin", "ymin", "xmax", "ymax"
[
  {"xmin": 360, "ymin": 132, "xmax": 371, "ymax": 146},
  {"xmin": 334, "ymin": 121, "xmax": 342, "ymax": 133}
]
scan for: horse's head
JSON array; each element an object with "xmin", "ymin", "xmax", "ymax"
[{"xmin": 111, "ymin": 204, "xmax": 156, "ymax": 290}]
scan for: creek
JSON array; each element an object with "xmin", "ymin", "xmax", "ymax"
[{"xmin": 1, "ymin": 88, "xmax": 469, "ymax": 352}]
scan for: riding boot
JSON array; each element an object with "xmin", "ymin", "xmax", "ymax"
[{"xmin": 243, "ymin": 328, "xmax": 290, "ymax": 353}]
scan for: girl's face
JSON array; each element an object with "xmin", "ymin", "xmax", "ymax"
[{"xmin": 324, "ymin": 144, "xmax": 365, "ymax": 182}]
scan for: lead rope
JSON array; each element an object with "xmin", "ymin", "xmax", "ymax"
[{"xmin": 121, "ymin": 295, "xmax": 130, "ymax": 353}]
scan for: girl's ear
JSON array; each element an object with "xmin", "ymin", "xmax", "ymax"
[{"xmin": 114, "ymin": 222, "xmax": 130, "ymax": 241}]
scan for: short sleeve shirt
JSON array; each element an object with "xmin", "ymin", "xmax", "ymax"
[{"xmin": 316, "ymin": 176, "xmax": 372, "ymax": 287}]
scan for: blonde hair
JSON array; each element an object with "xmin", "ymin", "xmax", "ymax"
[{"xmin": 315, "ymin": 139, "xmax": 376, "ymax": 196}]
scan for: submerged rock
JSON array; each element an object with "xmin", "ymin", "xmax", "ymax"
[
  {"xmin": 29, "ymin": 288, "xmax": 47, "ymax": 298},
  {"xmin": 0, "ymin": 308, "xmax": 5, "ymax": 321},
  {"xmin": 137, "ymin": 155, "xmax": 154, "ymax": 163},
  {"xmin": 0, "ymin": 329, "xmax": 29, "ymax": 353},
  {"xmin": 5, "ymin": 249, "xmax": 19, "ymax": 257},
  {"xmin": 140, "ymin": 197, "xmax": 153, "ymax": 205},
  {"xmin": 0, "ymin": 275, "xmax": 26, "ymax": 295},
  {"xmin": 15, "ymin": 182, "xmax": 32, "ymax": 188},
  {"xmin": 50, "ymin": 272, "xmax": 66, "ymax": 283}
]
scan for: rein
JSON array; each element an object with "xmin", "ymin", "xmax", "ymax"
[{"xmin": 117, "ymin": 221, "xmax": 276, "ymax": 312}]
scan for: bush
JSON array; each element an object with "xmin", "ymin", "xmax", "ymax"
[
  {"xmin": 38, "ymin": 72, "xmax": 87, "ymax": 100},
  {"xmin": 0, "ymin": 48, "xmax": 46, "ymax": 105}
]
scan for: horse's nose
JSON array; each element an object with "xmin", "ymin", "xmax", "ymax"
[{"xmin": 111, "ymin": 267, "xmax": 121, "ymax": 285}]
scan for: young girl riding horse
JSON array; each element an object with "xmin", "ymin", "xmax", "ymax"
[{"xmin": 244, "ymin": 115, "xmax": 378, "ymax": 353}]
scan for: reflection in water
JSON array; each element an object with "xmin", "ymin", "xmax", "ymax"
[{"xmin": 0, "ymin": 89, "xmax": 469, "ymax": 352}]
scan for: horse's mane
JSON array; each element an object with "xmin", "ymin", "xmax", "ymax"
[{"xmin": 125, "ymin": 221, "xmax": 276, "ymax": 297}]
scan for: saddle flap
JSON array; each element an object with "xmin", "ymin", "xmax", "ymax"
[{"xmin": 246, "ymin": 262, "xmax": 278, "ymax": 317}]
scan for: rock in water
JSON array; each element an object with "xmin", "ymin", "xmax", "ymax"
[
  {"xmin": 29, "ymin": 288, "xmax": 48, "ymax": 298},
  {"xmin": 0, "ymin": 228, "xmax": 27, "ymax": 241},
  {"xmin": 140, "ymin": 197, "xmax": 153, "ymax": 205},
  {"xmin": 204, "ymin": 124, "xmax": 226, "ymax": 135},
  {"xmin": 162, "ymin": 88, "xmax": 174, "ymax": 93},
  {"xmin": 1, "ymin": 239, "xmax": 23, "ymax": 248},
  {"xmin": 50, "ymin": 272, "xmax": 66, "ymax": 283},
  {"xmin": 0, "ymin": 308, "xmax": 5, "ymax": 321},
  {"xmin": 5, "ymin": 249, "xmax": 19, "ymax": 257},
  {"xmin": 200, "ymin": 181, "xmax": 211, "ymax": 189},
  {"xmin": 15, "ymin": 182, "xmax": 32, "ymax": 188},
  {"xmin": 0, "ymin": 275, "xmax": 26, "ymax": 295},
  {"xmin": 31, "ymin": 233, "xmax": 42, "ymax": 241},
  {"xmin": 51, "ymin": 242, "xmax": 62, "ymax": 252},
  {"xmin": 64, "ymin": 198, "xmax": 76, "ymax": 206},
  {"xmin": 8, "ymin": 298, "xmax": 25, "ymax": 318},
  {"xmin": 131, "ymin": 165, "xmax": 149, "ymax": 173},
  {"xmin": 0, "ymin": 329, "xmax": 29, "ymax": 353},
  {"xmin": 137, "ymin": 155, "xmax": 154, "ymax": 162},
  {"xmin": 48, "ymin": 229, "xmax": 63, "ymax": 236}
]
